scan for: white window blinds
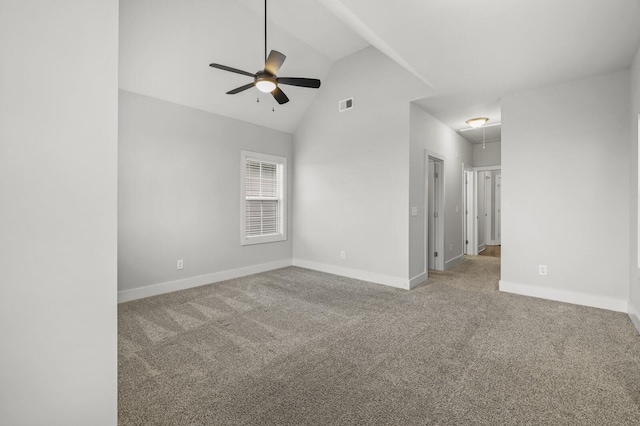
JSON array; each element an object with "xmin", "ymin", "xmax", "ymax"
[
  {"xmin": 245, "ymin": 160, "xmax": 280, "ymax": 237},
  {"xmin": 240, "ymin": 151, "xmax": 286, "ymax": 245}
]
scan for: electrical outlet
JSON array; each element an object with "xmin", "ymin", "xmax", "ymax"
[
  {"xmin": 177, "ymin": 259, "xmax": 184, "ymax": 270},
  {"xmin": 411, "ymin": 206, "xmax": 418, "ymax": 216},
  {"xmin": 538, "ymin": 264, "xmax": 547, "ymax": 276},
  {"xmin": 340, "ymin": 251, "xmax": 346, "ymax": 259}
]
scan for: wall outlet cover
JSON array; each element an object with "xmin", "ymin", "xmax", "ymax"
[{"xmin": 538, "ymin": 265, "xmax": 547, "ymax": 275}]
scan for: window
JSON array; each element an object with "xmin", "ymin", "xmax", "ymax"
[{"xmin": 240, "ymin": 150, "xmax": 287, "ymax": 245}]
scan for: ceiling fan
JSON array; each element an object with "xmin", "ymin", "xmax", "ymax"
[{"xmin": 209, "ymin": 0, "xmax": 321, "ymax": 105}]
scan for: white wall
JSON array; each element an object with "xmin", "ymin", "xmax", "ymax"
[
  {"xmin": 501, "ymin": 71, "xmax": 631, "ymax": 312},
  {"xmin": 409, "ymin": 105, "xmax": 474, "ymax": 280},
  {"xmin": 118, "ymin": 91, "xmax": 293, "ymax": 301},
  {"xmin": 293, "ymin": 47, "xmax": 433, "ymax": 288},
  {"xmin": 629, "ymin": 46, "xmax": 640, "ymax": 332},
  {"xmin": 0, "ymin": 1, "xmax": 118, "ymax": 424},
  {"xmin": 473, "ymin": 141, "xmax": 501, "ymax": 167}
]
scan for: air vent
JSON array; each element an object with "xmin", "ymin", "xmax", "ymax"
[{"xmin": 339, "ymin": 97, "xmax": 353, "ymax": 112}]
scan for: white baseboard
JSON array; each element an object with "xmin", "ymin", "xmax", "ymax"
[
  {"xmin": 292, "ymin": 259, "xmax": 410, "ymax": 290},
  {"xmin": 499, "ymin": 280, "xmax": 627, "ymax": 313},
  {"xmin": 409, "ymin": 272, "xmax": 427, "ymax": 289},
  {"xmin": 445, "ymin": 254, "xmax": 465, "ymax": 271},
  {"xmin": 118, "ymin": 259, "xmax": 293, "ymax": 303},
  {"xmin": 628, "ymin": 301, "xmax": 640, "ymax": 335}
]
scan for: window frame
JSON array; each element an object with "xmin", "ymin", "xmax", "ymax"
[{"xmin": 240, "ymin": 150, "xmax": 287, "ymax": 246}]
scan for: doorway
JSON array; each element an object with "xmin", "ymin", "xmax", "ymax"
[
  {"xmin": 464, "ymin": 167, "xmax": 501, "ymax": 255},
  {"xmin": 464, "ymin": 169, "xmax": 475, "ymax": 255},
  {"xmin": 477, "ymin": 171, "xmax": 488, "ymax": 253},
  {"xmin": 494, "ymin": 173, "xmax": 501, "ymax": 245},
  {"xmin": 426, "ymin": 155, "xmax": 444, "ymax": 271}
]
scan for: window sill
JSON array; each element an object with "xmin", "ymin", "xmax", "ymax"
[{"xmin": 241, "ymin": 234, "xmax": 287, "ymax": 246}]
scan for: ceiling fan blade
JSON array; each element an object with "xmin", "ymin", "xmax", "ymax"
[
  {"xmin": 264, "ymin": 50, "xmax": 286, "ymax": 75},
  {"xmin": 226, "ymin": 83, "xmax": 255, "ymax": 95},
  {"xmin": 272, "ymin": 86, "xmax": 289, "ymax": 105},
  {"xmin": 209, "ymin": 63, "xmax": 255, "ymax": 78},
  {"xmin": 277, "ymin": 77, "xmax": 321, "ymax": 89}
]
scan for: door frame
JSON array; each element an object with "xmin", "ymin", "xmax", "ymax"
[
  {"xmin": 475, "ymin": 166, "xmax": 501, "ymax": 246},
  {"xmin": 485, "ymin": 172, "xmax": 493, "ymax": 246},
  {"xmin": 494, "ymin": 172, "xmax": 502, "ymax": 245},
  {"xmin": 464, "ymin": 168, "xmax": 476, "ymax": 255},
  {"xmin": 477, "ymin": 170, "xmax": 487, "ymax": 253},
  {"xmin": 424, "ymin": 150, "xmax": 445, "ymax": 271}
]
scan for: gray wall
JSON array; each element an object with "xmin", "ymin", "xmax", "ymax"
[
  {"xmin": 118, "ymin": 91, "xmax": 293, "ymax": 295},
  {"xmin": 0, "ymin": 1, "xmax": 118, "ymax": 424},
  {"xmin": 473, "ymin": 141, "xmax": 501, "ymax": 167},
  {"xmin": 409, "ymin": 104, "xmax": 474, "ymax": 278},
  {"xmin": 293, "ymin": 46, "xmax": 432, "ymax": 287},
  {"xmin": 501, "ymin": 71, "xmax": 630, "ymax": 311},
  {"xmin": 630, "ymin": 46, "xmax": 640, "ymax": 330}
]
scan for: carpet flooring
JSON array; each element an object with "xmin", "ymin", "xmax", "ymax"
[
  {"xmin": 479, "ymin": 245, "xmax": 501, "ymax": 258},
  {"xmin": 118, "ymin": 257, "xmax": 640, "ymax": 425}
]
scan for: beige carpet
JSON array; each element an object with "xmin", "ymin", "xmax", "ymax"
[
  {"xmin": 119, "ymin": 256, "xmax": 640, "ymax": 425},
  {"xmin": 479, "ymin": 245, "xmax": 501, "ymax": 258}
]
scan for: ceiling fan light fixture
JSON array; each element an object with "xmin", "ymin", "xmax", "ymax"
[
  {"xmin": 466, "ymin": 117, "xmax": 489, "ymax": 128},
  {"xmin": 255, "ymin": 77, "xmax": 276, "ymax": 93},
  {"xmin": 209, "ymin": 0, "xmax": 320, "ymax": 105}
]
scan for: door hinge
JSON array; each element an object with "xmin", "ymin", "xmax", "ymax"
[
  {"xmin": 434, "ymin": 212, "xmax": 438, "ymax": 218},
  {"xmin": 434, "ymin": 252, "xmax": 438, "ymax": 257},
  {"xmin": 466, "ymin": 240, "xmax": 468, "ymax": 244},
  {"xmin": 434, "ymin": 172, "xmax": 439, "ymax": 179}
]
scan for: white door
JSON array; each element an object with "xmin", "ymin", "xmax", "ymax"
[
  {"xmin": 464, "ymin": 170, "xmax": 475, "ymax": 255},
  {"xmin": 477, "ymin": 171, "xmax": 486, "ymax": 252},
  {"xmin": 495, "ymin": 173, "xmax": 502, "ymax": 245},
  {"xmin": 427, "ymin": 157, "xmax": 444, "ymax": 270},
  {"xmin": 485, "ymin": 173, "xmax": 493, "ymax": 245},
  {"xmin": 427, "ymin": 160, "xmax": 437, "ymax": 269}
]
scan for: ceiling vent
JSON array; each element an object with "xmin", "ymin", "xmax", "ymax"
[{"xmin": 339, "ymin": 97, "xmax": 353, "ymax": 112}]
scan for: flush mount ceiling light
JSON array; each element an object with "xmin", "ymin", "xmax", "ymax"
[{"xmin": 465, "ymin": 117, "xmax": 489, "ymax": 128}]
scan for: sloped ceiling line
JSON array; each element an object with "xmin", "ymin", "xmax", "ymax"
[{"xmin": 317, "ymin": 0, "xmax": 437, "ymax": 94}]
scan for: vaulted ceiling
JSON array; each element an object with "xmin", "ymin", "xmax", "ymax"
[{"xmin": 120, "ymin": 0, "xmax": 640, "ymax": 134}]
